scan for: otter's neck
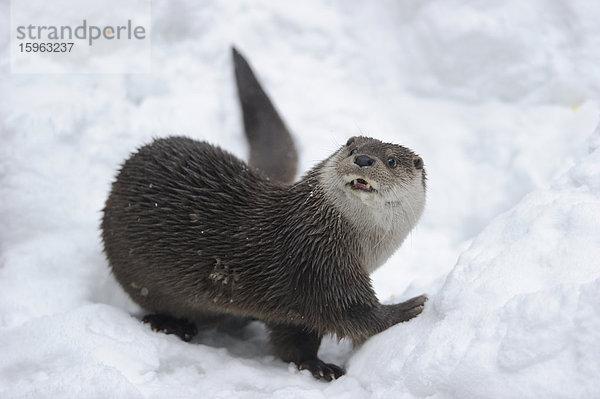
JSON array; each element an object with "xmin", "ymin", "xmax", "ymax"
[
  {"xmin": 324, "ymin": 187, "xmax": 412, "ymax": 274},
  {"xmin": 290, "ymin": 165, "xmax": 415, "ymax": 274}
]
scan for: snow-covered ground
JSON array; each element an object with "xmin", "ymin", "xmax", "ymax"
[{"xmin": 1, "ymin": 1, "xmax": 600, "ymax": 398}]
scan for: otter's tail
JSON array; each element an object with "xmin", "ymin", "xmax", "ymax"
[{"xmin": 232, "ymin": 47, "xmax": 298, "ymax": 184}]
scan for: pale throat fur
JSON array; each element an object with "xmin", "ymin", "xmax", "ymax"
[{"xmin": 317, "ymin": 140, "xmax": 426, "ymax": 274}]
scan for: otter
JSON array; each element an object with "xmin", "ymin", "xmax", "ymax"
[{"xmin": 101, "ymin": 48, "xmax": 427, "ymax": 381}]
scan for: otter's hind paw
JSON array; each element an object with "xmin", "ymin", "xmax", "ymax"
[
  {"xmin": 142, "ymin": 314, "xmax": 198, "ymax": 342},
  {"xmin": 298, "ymin": 359, "xmax": 345, "ymax": 382}
]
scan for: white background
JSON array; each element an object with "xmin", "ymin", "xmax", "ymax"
[{"xmin": 1, "ymin": 1, "xmax": 599, "ymax": 398}]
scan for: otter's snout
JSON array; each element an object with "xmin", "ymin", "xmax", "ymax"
[{"xmin": 354, "ymin": 155, "xmax": 375, "ymax": 167}]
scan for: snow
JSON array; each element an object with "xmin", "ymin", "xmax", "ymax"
[
  {"xmin": 351, "ymin": 139, "xmax": 600, "ymax": 398},
  {"xmin": 1, "ymin": 0, "xmax": 600, "ymax": 398}
]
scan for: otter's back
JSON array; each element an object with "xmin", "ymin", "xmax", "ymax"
[{"xmin": 101, "ymin": 138, "xmax": 265, "ymax": 294}]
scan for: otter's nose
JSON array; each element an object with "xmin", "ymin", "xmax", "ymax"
[{"xmin": 354, "ymin": 155, "xmax": 375, "ymax": 167}]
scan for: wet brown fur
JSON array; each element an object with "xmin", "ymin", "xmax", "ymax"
[{"xmin": 101, "ymin": 48, "xmax": 427, "ymax": 381}]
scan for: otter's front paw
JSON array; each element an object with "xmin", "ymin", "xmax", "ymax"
[
  {"xmin": 142, "ymin": 314, "xmax": 198, "ymax": 342},
  {"xmin": 394, "ymin": 293, "xmax": 427, "ymax": 322},
  {"xmin": 298, "ymin": 359, "xmax": 345, "ymax": 382}
]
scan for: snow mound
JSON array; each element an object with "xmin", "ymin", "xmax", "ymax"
[
  {"xmin": 350, "ymin": 129, "xmax": 600, "ymax": 398},
  {"xmin": 0, "ymin": 304, "xmax": 153, "ymax": 399}
]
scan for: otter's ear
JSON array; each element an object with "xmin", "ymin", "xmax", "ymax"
[
  {"xmin": 346, "ymin": 137, "xmax": 357, "ymax": 147},
  {"xmin": 413, "ymin": 156, "xmax": 424, "ymax": 170}
]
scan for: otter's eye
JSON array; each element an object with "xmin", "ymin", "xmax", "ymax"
[
  {"xmin": 387, "ymin": 157, "xmax": 397, "ymax": 168},
  {"xmin": 349, "ymin": 148, "xmax": 357, "ymax": 157}
]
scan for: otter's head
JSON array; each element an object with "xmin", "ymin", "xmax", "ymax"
[{"xmin": 319, "ymin": 136, "xmax": 426, "ymax": 234}]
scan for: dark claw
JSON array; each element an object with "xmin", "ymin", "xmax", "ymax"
[
  {"xmin": 394, "ymin": 294, "xmax": 428, "ymax": 322},
  {"xmin": 142, "ymin": 314, "xmax": 198, "ymax": 342},
  {"xmin": 397, "ymin": 294, "xmax": 428, "ymax": 311},
  {"xmin": 298, "ymin": 359, "xmax": 345, "ymax": 382}
]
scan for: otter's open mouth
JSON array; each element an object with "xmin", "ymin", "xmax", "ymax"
[{"xmin": 349, "ymin": 178, "xmax": 374, "ymax": 192}]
